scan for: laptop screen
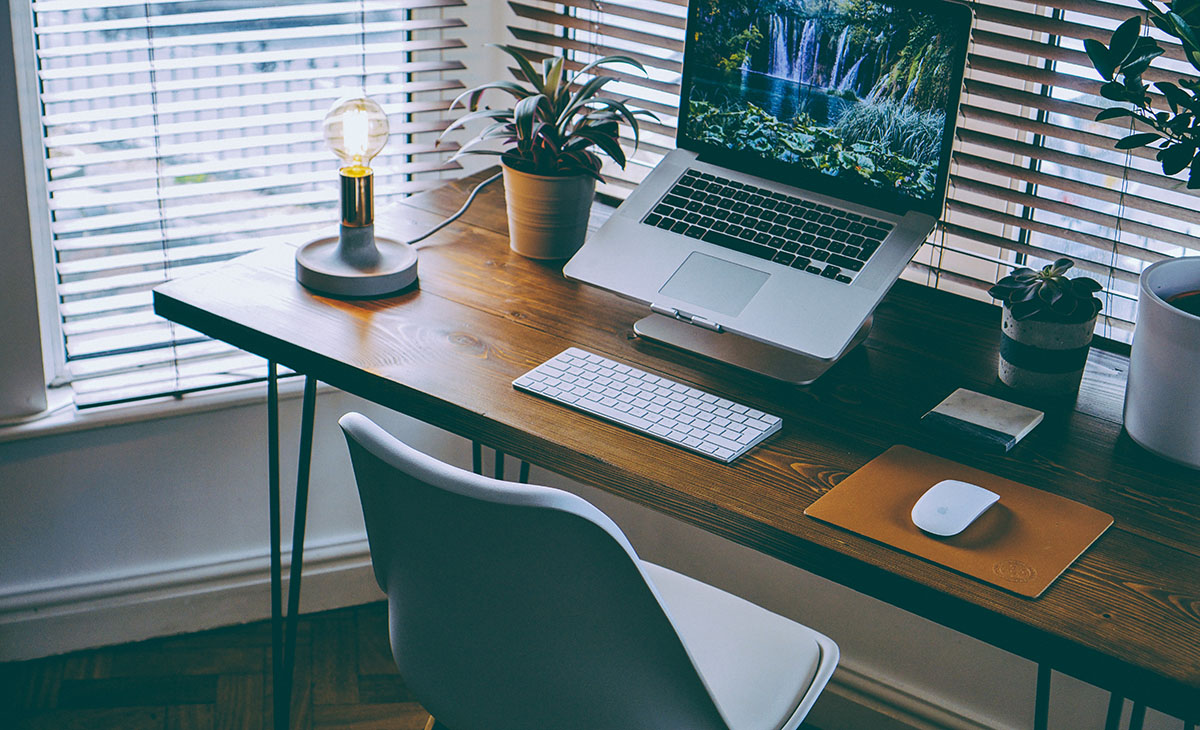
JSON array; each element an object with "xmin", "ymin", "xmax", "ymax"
[{"xmin": 677, "ymin": 0, "xmax": 971, "ymax": 217}]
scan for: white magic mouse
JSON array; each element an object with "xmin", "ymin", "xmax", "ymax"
[{"xmin": 911, "ymin": 480, "xmax": 1000, "ymax": 537}]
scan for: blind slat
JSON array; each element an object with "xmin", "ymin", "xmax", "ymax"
[{"xmin": 32, "ymin": 0, "xmax": 466, "ymax": 405}]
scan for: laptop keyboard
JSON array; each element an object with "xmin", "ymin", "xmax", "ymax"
[{"xmin": 641, "ymin": 168, "xmax": 894, "ymax": 285}]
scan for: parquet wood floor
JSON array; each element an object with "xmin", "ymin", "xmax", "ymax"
[{"xmin": 0, "ymin": 601, "xmax": 432, "ymax": 730}]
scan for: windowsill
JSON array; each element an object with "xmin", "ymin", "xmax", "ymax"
[{"xmin": 0, "ymin": 376, "xmax": 330, "ymax": 445}]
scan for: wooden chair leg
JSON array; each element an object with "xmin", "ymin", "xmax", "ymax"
[{"xmin": 424, "ymin": 717, "xmax": 451, "ymax": 730}]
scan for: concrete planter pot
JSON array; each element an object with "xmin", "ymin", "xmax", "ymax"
[
  {"xmin": 998, "ymin": 306, "xmax": 1096, "ymax": 397},
  {"xmin": 502, "ymin": 164, "xmax": 596, "ymax": 260},
  {"xmin": 1124, "ymin": 257, "xmax": 1200, "ymax": 469}
]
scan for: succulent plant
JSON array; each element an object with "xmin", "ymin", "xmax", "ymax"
[
  {"xmin": 988, "ymin": 258, "xmax": 1104, "ymax": 323},
  {"xmin": 440, "ymin": 44, "xmax": 654, "ymax": 179}
]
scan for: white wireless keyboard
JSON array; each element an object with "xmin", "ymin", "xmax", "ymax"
[{"xmin": 512, "ymin": 347, "xmax": 782, "ymax": 463}]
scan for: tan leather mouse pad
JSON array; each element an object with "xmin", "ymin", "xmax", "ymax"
[{"xmin": 804, "ymin": 445, "xmax": 1113, "ymax": 598}]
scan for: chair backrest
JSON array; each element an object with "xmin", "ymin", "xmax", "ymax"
[{"xmin": 339, "ymin": 412, "xmax": 730, "ymax": 730}]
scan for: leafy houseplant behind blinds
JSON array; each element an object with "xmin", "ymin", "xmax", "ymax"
[
  {"xmin": 503, "ymin": 0, "xmax": 1200, "ymax": 343},
  {"xmin": 32, "ymin": 0, "xmax": 467, "ymax": 407}
]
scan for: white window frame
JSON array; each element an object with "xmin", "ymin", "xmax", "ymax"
[{"xmin": 1, "ymin": 0, "xmax": 65, "ymax": 424}]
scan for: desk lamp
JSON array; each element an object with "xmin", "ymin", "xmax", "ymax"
[{"xmin": 296, "ymin": 96, "xmax": 418, "ymax": 297}]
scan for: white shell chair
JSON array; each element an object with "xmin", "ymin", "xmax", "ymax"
[{"xmin": 339, "ymin": 412, "xmax": 838, "ymax": 730}]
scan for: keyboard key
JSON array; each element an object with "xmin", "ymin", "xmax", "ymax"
[
  {"xmin": 702, "ymin": 229, "xmax": 775, "ymax": 261},
  {"xmin": 645, "ymin": 213, "xmax": 662, "ymax": 226}
]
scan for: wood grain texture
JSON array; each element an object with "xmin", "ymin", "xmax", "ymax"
[{"xmin": 153, "ymin": 169, "xmax": 1200, "ymax": 721}]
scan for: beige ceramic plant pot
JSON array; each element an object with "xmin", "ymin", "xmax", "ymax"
[
  {"xmin": 502, "ymin": 163, "xmax": 596, "ymax": 260},
  {"xmin": 1124, "ymin": 257, "xmax": 1200, "ymax": 468},
  {"xmin": 998, "ymin": 306, "xmax": 1096, "ymax": 397}
]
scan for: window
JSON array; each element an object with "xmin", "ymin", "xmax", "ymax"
[
  {"xmin": 505, "ymin": 0, "xmax": 1200, "ymax": 345},
  {"xmin": 23, "ymin": 0, "xmax": 467, "ymax": 407}
]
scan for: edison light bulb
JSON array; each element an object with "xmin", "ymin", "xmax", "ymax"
[
  {"xmin": 323, "ymin": 96, "xmax": 389, "ymax": 171},
  {"xmin": 323, "ymin": 96, "xmax": 389, "ymax": 228}
]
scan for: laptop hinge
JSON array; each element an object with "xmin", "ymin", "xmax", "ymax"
[{"xmin": 649, "ymin": 303, "xmax": 723, "ymax": 333}]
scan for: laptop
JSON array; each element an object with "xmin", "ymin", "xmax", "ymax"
[{"xmin": 564, "ymin": 0, "xmax": 972, "ymax": 367}]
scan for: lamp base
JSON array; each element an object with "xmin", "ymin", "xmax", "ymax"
[{"xmin": 295, "ymin": 226, "xmax": 418, "ymax": 298}]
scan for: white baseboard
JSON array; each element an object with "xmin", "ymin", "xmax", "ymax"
[
  {"xmin": 810, "ymin": 663, "xmax": 1011, "ymax": 730},
  {"xmin": 0, "ymin": 538, "xmax": 383, "ymax": 662}
]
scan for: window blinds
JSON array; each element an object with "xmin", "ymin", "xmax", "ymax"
[
  {"xmin": 505, "ymin": 0, "xmax": 1200, "ymax": 344},
  {"xmin": 31, "ymin": 0, "xmax": 466, "ymax": 406}
]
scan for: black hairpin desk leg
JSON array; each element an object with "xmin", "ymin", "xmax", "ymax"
[
  {"xmin": 267, "ymin": 362, "xmax": 284, "ymax": 730},
  {"xmin": 471, "ymin": 441, "xmax": 531, "ymax": 483},
  {"xmin": 267, "ymin": 366, "xmax": 317, "ymax": 730},
  {"xmin": 1033, "ymin": 663, "xmax": 1051, "ymax": 730}
]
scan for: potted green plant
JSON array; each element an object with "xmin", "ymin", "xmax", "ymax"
[
  {"xmin": 1085, "ymin": 1, "xmax": 1200, "ymax": 466},
  {"xmin": 441, "ymin": 45, "xmax": 652, "ymax": 260},
  {"xmin": 988, "ymin": 258, "xmax": 1103, "ymax": 396}
]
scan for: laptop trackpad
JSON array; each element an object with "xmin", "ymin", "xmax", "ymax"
[{"xmin": 658, "ymin": 252, "xmax": 769, "ymax": 317}]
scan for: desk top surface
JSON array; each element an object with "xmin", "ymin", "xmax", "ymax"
[{"xmin": 154, "ymin": 170, "xmax": 1200, "ymax": 717}]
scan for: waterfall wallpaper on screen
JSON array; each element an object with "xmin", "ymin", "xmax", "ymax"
[{"xmin": 685, "ymin": 0, "xmax": 964, "ymax": 202}]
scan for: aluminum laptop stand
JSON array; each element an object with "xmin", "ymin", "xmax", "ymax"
[{"xmin": 633, "ymin": 312, "xmax": 872, "ymax": 385}]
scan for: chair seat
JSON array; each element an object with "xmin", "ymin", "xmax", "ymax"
[{"xmin": 642, "ymin": 562, "xmax": 828, "ymax": 730}]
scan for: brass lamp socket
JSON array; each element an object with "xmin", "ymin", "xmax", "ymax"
[{"xmin": 340, "ymin": 167, "xmax": 373, "ymax": 227}]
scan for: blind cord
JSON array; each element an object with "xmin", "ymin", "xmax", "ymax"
[{"xmin": 144, "ymin": 1, "xmax": 183, "ymax": 394}]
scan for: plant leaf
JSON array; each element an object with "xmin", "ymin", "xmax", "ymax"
[
  {"xmin": 440, "ymin": 108, "xmax": 513, "ymax": 138},
  {"xmin": 1109, "ymin": 16, "xmax": 1142, "ymax": 68},
  {"xmin": 1100, "ymin": 80, "xmax": 1130, "ymax": 102},
  {"xmin": 448, "ymin": 80, "xmax": 534, "ymax": 112},
  {"xmin": 571, "ymin": 126, "xmax": 627, "ymax": 168},
  {"xmin": 567, "ymin": 97, "xmax": 642, "ymax": 149},
  {"xmin": 1115, "ymin": 131, "xmax": 1161, "ymax": 148},
  {"xmin": 1121, "ymin": 45, "xmax": 1164, "ymax": 77},
  {"xmin": 1168, "ymin": 11, "xmax": 1200, "ymax": 53},
  {"xmin": 1009, "ymin": 299, "xmax": 1042, "ymax": 320},
  {"xmin": 576, "ymin": 54, "xmax": 646, "ymax": 78},
  {"xmin": 490, "ymin": 44, "xmax": 547, "ymax": 95},
  {"xmin": 1085, "ymin": 38, "xmax": 1115, "ymax": 81},
  {"xmin": 1095, "ymin": 107, "xmax": 1138, "ymax": 122},
  {"xmin": 1159, "ymin": 141, "xmax": 1196, "ymax": 175},
  {"xmin": 560, "ymin": 75, "xmax": 617, "ymax": 125},
  {"xmin": 542, "ymin": 56, "xmax": 565, "ymax": 104},
  {"xmin": 1156, "ymin": 81, "xmax": 1192, "ymax": 113},
  {"xmin": 512, "ymin": 94, "xmax": 546, "ymax": 142},
  {"xmin": 1038, "ymin": 279, "xmax": 1064, "ymax": 304}
]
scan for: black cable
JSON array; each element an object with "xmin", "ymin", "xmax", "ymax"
[{"xmin": 407, "ymin": 172, "xmax": 502, "ymax": 248}]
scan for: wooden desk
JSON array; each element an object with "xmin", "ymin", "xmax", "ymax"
[{"xmin": 154, "ymin": 170, "xmax": 1199, "ymax": 725}]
